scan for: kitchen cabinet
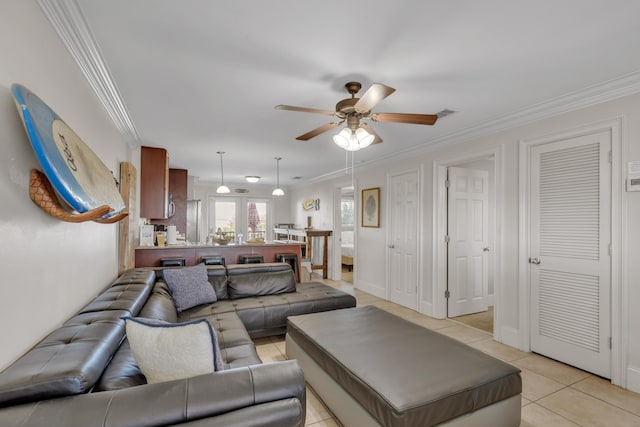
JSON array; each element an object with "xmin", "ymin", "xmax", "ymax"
[
  {"xmin": 140, "ymin": 146, "xmax": 169, "ymax": 219},
  {"xmin": 151, "ymin": 168, "xmax": 187, "ymax": 233}
]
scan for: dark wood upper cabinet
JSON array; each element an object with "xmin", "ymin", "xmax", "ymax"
[
  {"xmin": 140, "ymin": 146, "xmax": 169, "ymax": 219},
  {"xmin": 151, "ymin": 168, "xmax": 188, "ymax": 233}
]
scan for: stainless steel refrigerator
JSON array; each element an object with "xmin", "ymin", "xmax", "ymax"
[{"xmin": 186, "ymin": 199, "xmax": 202, "ymax": 243}]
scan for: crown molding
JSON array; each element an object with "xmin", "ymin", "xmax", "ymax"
[
  {"xmin": 37, "ymin": 0, "xmax": 140, "ymax": 144},
  {"xmin": 422, "ymin": 68, "xmax": 640, "ymax": 152}
]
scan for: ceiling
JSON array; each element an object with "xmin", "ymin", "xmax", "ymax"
[{"xmin": 41, "ymin": 0, "xmax": 640, "ymax": 188}]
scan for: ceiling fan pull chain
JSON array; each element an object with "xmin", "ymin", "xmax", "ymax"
[
  {"xmin": 351, "ymin": 150, "xmax": 355, "ymax": 189},
  {"xmin": 345, "ymin": 149, "xmax": 348, "ymax": 172}
]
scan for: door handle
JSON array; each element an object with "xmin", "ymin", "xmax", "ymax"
[
  {"xmin": 483, "ymin": 247, "xmax": 490, "ymax": 252},
  {"xmin": 388, "ymin": 244, "xmax": 395, "ymax": 249},
  {"xmin": 529, "ymin": 257, "xmax": 541, "ymax": 265}
]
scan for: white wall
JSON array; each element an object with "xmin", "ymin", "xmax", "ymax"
[
  {"xmin": 349, "ymin": 168, "xmax": 388, "ymax": 297},
  {"xmin": 0, "ymin": 2, "xmax": 132, "ymax": 370},
  {"xmin": 289, "ymin": 182, "xmax": 336, "ymax": 231},
  {"xmin": 302, "ymin": 92, "xmax": 640, "ymax": 391}
]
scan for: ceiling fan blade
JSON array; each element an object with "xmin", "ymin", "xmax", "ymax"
[
  {"xmin": 295, "ymin": 122, "xmax": 341, "ymax": 141},
  {"xmin": 275, "ymin": 105, "xmax": 336, "ymax": 116},
  {"xmin": 360, "ymin": 123, "xmax": 383, "ymax": 144},
  {"xmin": 354, "ymin": 83, "xmax": 396, "ymax": 113},
  {"xmin": 371, "ymin": 112, "xmax": 438, "ymax": 125}
]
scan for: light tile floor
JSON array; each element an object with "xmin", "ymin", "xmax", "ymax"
[{"xmin": 253, "ymin": 277, "xmax": 640, "ymax": 426}]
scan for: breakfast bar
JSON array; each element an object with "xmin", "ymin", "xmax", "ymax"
[{"xmin": 135, "ymin": 242, "xmax": 304, "ymax": 280}]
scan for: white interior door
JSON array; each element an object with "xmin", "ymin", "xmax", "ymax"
[
  {"xmin": 447, "ymin": 167, "xmax": 489, "ymax": 317},
  {"xmin": 530, "ymin": 131, "xmax": 611, "ymax": 378},
  {"xmin": 388, "ymin": 170, "xmax": 419, "ymax": 310}
]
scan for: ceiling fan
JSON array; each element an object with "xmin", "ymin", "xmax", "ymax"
[{"xmin": 275, "ymin": 81, "xmax": 438, "ymax": 149}]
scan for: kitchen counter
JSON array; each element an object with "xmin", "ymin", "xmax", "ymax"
[
  {"xmin": 136, "ymin": 241, "xmax": 305, "ymax": 249},
  {"xmin": 135, "ymin": 242, "xmax": 304, "ymax": 280}
]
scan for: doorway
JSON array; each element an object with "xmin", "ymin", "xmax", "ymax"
[
  {"xmin": 340, "ymin": 187, "xmax": 355, "ymax": 284},
  {"xmin": 446, "ymin": 158, "xmax": 495, "ymax": 334}
]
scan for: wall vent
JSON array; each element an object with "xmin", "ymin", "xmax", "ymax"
[{"xmin": 437, "ymin": 109, "xmax": 456, "ymax": 118}]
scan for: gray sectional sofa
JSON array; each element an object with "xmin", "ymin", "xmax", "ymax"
[{"xmin": 0, "ymin": 263, "xmax": 356, "ymax": 426}]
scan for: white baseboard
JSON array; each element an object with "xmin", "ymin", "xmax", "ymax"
[
  {"xmin": 497, "ymin": 325, "xmax": 521, "ymax": 350},
  {"xmin": 485, "ymin": 294, "xmax": 495, "ymax": 307},
  {"xmin": 626, "ymin": 366, "xmax": 640, "ymax": 393},
  {"xmin": 354, "ymin": 280, "xmax": 386, "ymax": 300},
  {"xmin": 419, "ymin": 301, "xmax": 437, "ymax": 318}
]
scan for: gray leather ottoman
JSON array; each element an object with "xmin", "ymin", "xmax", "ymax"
[{"xmin": 286, "ymin": 306, "xmax": 522, "ymax": 427}]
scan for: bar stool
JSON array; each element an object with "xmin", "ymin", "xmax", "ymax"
[
  {"xmin": 200, "ymin": 256, "xmax": 225, "ymax": 266},
  {"xmin": 159, "ymin": 257, "xmax": 186, "ymax": 267},
  {"xmin": 238, "ymin": 254, "xmax": 264, "ymax": 264},
  {"xmin": 276, "ymin": 253, "xmax": 299, "ymax": 282}
]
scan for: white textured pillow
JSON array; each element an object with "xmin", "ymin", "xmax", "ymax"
[{"xmin": 124, "ymin": 317, "xmax": 224, "ymax": 384}]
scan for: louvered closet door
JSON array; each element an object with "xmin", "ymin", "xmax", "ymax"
[{"xmin": 530, "ymin": 131, "xmax": 611, "ymax": 378}]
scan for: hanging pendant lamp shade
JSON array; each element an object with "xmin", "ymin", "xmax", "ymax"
[
  {"xmin": 272, "ymin": 156, "xmax": 284, "ymax": 196},
  {"xmin": 216, "ymin": 151, "xmax": 230, "ymax": 194}
]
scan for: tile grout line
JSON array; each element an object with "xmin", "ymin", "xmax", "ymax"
[
  {"xmin": 524, "ymin": 389, "xmax": 582, "ymax": 426},
  {"xmin": 566, "ymin": 382, "xmax": 640, "ymax": 421},
  {"xmin": 532, "ymin": 383, "xmax": 640, "ymax": 426}
]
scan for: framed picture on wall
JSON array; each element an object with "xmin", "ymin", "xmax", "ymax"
[{"xmin": 361, "ymin": 187, "xmax": 380, "ymax": 228}]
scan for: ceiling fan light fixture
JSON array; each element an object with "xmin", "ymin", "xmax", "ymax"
[
  {"xmin": 344, "ymin": 138, "xmax": 361, "ymax": 151},
  {"xmin": 334, "ymin": 126, "xmax": 374, "ymax": 151},
  {"xmin": 355, "ymin": 127, "xmax": 374, "ymax": 148},
  {"xmin": 333, "ymin": 127, "xmax": 352, "ymax": 149},
  {"xmin": 245, "ymin": 175, "xmax": 260, "ymax": 183},
  {"xmin": 216, "ymin": 151, "xmax": 231, "ymax": 194}
]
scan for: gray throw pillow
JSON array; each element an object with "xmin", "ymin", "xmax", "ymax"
[{"xmin": 163, "ymin": 263, "xmax": 217, "ymax": 312}]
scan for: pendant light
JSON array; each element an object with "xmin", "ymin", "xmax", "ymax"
[
  {"xmin": 216, "ymin": 151, "xmax": 230, "ymax": 194},
  {"xmin": 272, "ymin": 156, "xmax": 285, "ymax": 196}
]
